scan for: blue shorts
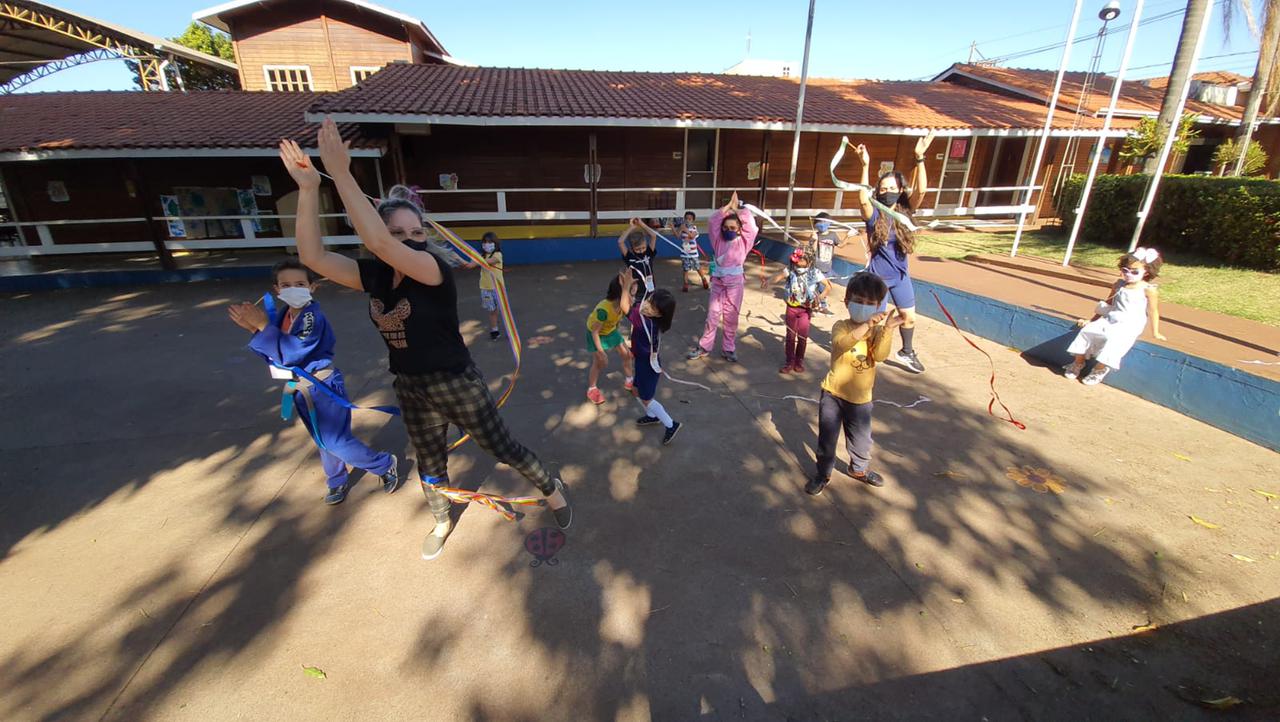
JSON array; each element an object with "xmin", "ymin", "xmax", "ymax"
[
  {"xmin": 480, "ymin": 289, "xmax": 499, "ymax": 312},
  {"xmin": 876, "ymin": 272, "xmax": 916, "ymax": 311},
  {"xmin": 633, "ymin": 359, "xmax": 661, "ymax": 401}
]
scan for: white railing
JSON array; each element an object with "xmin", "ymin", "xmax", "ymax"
[{"xmin": 0, "ymin": 183, "xmax": 1046, "ymax": 258}]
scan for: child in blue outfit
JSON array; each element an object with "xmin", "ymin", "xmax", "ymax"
[{"xmin": 227, "ymin": 260, "xmax": 401, "ymax": 505}]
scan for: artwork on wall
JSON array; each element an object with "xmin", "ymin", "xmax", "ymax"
[
  {"xmin": 746, "ymin": 161, "xmax": 762, "ymax": 181},
  {"xmin": 878, "ymin": 161, "xmax": 895, "ymax": 177},
  {"xmin": 438, "ymin": 173, "xmax": 458, "ymax": 190},
  {"xmin": 251, "ymin": 175, "xmax": 272, "ymax": 196},
  {"xmin": 237, "ymin": 189, "xmax": 264, "ymax": 232},
  {"xmin": 47, "ymin": 181, "xmax": 68, "ymax": 202},
  {"xmin": 159, "ymin": 195, "xmax": 186, "ymax": 238}
]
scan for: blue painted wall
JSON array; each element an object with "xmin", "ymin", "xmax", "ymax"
[{"xmin": 6, "ymin": 234, "xmax": 1276, "ymax": 451}]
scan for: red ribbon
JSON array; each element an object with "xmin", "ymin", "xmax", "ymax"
[{"xmin": 930, "ymin": 290, "xmax": 1027, "ymax": 431}]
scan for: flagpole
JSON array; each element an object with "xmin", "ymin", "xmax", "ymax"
[
  {"xmin": 1064, "ymin": 0, "xmax": 1144, "ymax": 266},
  {"xmin": 782, "ymin": 0, "xmax": 817, "ymax": 245}
]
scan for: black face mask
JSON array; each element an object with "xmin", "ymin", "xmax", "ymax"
[
  {"xmin": 876, "ymin": 191, "xmax": 901, "ymax": 208},
  {"xmin": 403, "ymin": 239, "xmax": 431, "ymax": 251}
]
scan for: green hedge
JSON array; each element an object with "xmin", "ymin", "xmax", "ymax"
[{"xmin": 1056, "ymin": 174, "xmax": 1280, "ymax": 270}]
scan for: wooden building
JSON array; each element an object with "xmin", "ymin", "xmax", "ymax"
[{"xmin": 193, "ymin": 0, "xmax": 455, "ymax": 92}]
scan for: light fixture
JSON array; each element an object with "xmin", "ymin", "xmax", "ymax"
[{"xmin": 1099, "ymin": 1, "xmax": 1121, "ymax": 22}]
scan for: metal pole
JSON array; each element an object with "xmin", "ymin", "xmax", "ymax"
[
  {"xmin": 1011, "ymin": 0, "xmax": 1085, "ymax": 257},
  {"xmin": 1064, "ymin": 0, "xmax": 1144, "ymax": 266},
  {"xmin": 782, "ymin": 0, "xmax": 816, "ymax": 244},
  {"xmin": 1129, "ymin": 3, "xmax": 1212, "ymax": 251}
]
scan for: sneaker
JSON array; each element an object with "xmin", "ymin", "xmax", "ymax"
[
  {"xmin": 818, "ymin": 306, "xmax": 834, "ymax": 316},
  {"xmin": 1081, "ymin": 366, "xmax": 1110, "ymax": 386},
  {"xmin": 421, "ymin": 520, "xmax": 453, "ymax": 561},
  {"xmin": 851, "ymin": 470, "xmax": 885, "ymax": 487},
  {"xmin": 624, "ymin": 376, "xmax": 634, "ymax": 390},
  {"xmin": 662, "ymin": 421, "xmax": 682, "ymax": 445},
  {"xmin": 682, "ymin": 284, "xmax": 689, "ymax": 293},
  {"xmin": 380, "ymin": 454, "xmax": 403, "ymax": 494},
  {"xmin": 549, "ymin": 478, "xmax": 572, "ymax": 530},
  {"xmin": 779, "ymin": 364, "xmax": 794, "ymax": 375},
  {"xmin": 636, "ymin": 415, "xmax": 661, "ymax": 426},
  {"xmin": 686, "ymin": 347, "xmax": 709, "ymax": 361},
  {"xmin": 794, "ymin": 360, "xmax": 806, "ymax": 373},
  {"xmin": 587, "ymin": 387, "xmax": 605, "ymax": 405},
  {"xmin": 702, "ymin": 279, "xmax": 709, "ymax": 289},
  {"xmin": 489, "ymin": 329, "xmax": 500, "ymax": 340},
  {"xmin": 893, "ymin": 349, "xmax": 925, "ymax": 374},
  {"xmin": 324, "ymin": 482, "xmax": 351, "ymax": 505},
  {"xmin": 805, "ymin": 476, "xmax": 829, "ymax": 496},
  {"xmin": 1062, "ymin": 360, "xmax": 1085, "ymax": 379},
  {"xmin": 721, "ymin": 351, "xmax": 738, "ymax": 363}
]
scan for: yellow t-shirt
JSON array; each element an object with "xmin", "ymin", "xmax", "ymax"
[
  {"xmin": 479, "ymin": 252, "xmax": 504, "ymax": 291},
  {"xmin": 820, "ymin": 320, "xmax": 894, "ymax": 404},
  {"xmin": 586, "ymin": 300, "xmax": 622, "ymax": 336}
]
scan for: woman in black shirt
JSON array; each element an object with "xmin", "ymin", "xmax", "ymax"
[{"xmin": 278, "ymin": 121, "xmax": 572, "ymax": 561}]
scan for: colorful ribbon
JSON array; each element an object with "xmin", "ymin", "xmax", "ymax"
[
  {"xmin": 420, "ymin": 479, "xmax": 545, "ymax": 522},
  {"xmin": 930, "ymin": 290, "xmax": 1026, "ymax": 430},
  {"xmin": 829, "ymin": 137, "xmax": 921, "ymax": 232}
]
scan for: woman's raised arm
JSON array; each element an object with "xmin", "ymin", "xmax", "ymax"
[
  {"xmin": 278, "ymin": 139, "xmax": 362, "ymax": 290},
  {"xmin": 316, "ymin": 118, "xmax": 443, "ymax": 287}
]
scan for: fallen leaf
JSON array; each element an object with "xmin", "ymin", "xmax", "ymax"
[
  {"xmin": 1188, "ymin": 515, "xmax": 1220, "ymax": 529},
  {"xmin": 1200, "ymin": 696, "xmax": 1243, "ymax": 710},
  {"xmin": 1173, "ymin": 453, "xmax": 1192, "ymax": 462},
  {"xmin": 914, "ymin": 562, "xmax": 924, "ymax": 570},
  {"xmin": 951, "ymin": 597, "xmax": 966, "ymax": 604},
  {"xmin": 932, "ymin": 470, "xmax": 968, "ymax": 480},
  {"xmin": 302, "ymin": 665, "xmax": 326, "ymax": 679},
  {"xmin": 1182, "ymin": 591, "xmax": 1188, "ymax": 603},
  {"xmin": 1132, "ymin": 622, "xmax": 1158, "ymax": 633},
  {"xmin": 1251, "ymin": 489, "xmax": 1278, "ymax": 500},
  {"xmin": 1230, "ymin": 554, "xmax": 1256, "ymax": 563}
]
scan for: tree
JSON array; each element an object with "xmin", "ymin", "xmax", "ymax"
[
  {"xmin": 1146, "ymin": 0, "xmax": 1212, "ymax": 172},
  {"xmin": 131, "ymin": 22, "xmax": 238, "ymax": 91},
  {"xmin": 1232, "ymin": 0, "xmax": 1279, "ymax": 175},
  {"xmin": 1213, "ymin": 137, "xmax": 1269, "ymax": 174},
  {"xmin": 1120, "ymin": 113, "xmax": 1200, "ymax": 165}
]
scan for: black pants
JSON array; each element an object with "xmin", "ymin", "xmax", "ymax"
[
  {"xmin": 815, "ymin": 391, "xmax": 873, "ymax": 480},
  {"xmin": 393, "ymin": 364, "xmax": 555, "ymax": 521}
]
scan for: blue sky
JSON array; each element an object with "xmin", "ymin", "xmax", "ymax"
[{"xmin": 17, "ymin": 0, "xmax": 1266, "ymax": 92}]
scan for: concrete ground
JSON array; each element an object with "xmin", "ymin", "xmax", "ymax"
[{"xmin": 1, "ymin": 259, "xmax": 1277, "ymax": 721}]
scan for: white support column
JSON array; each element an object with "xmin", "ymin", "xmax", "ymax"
[
  {"xmin": 711, "ymin": 129, "xmax": 721, "ymax": 205},
  {"xmin": 36, "ymin": 224, "xmax": 53, "ymax": 246},
  {"xmin": 1130, "ymin": 1, "xmax": 1212, "ymax": 251},
  {"xmin": 375, "ymin": 157, "xmax": 385, "ymax": 199},
  {"xmin": 1011, "ymin": 0, "xmax": 1085, "ymax": 257},
  {"xmin": 496, "ymin": 191, "xmax": 508, "ymax": 213},
  {"xmin": 833, "ymin": 189, "xmax": 844, "ymax": 210},
  {"xmin": 1064, "ymin": 0, "xmax": 1144, "ymax": 266},
  {"xmin": 240, "ymin": 219, "xmax": 257, "ymax": 242}
]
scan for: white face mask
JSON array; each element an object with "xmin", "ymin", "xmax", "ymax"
[
  {"xmin": 278, "ymin": 286, "xmax": 312, "ymax": 309},
  {"xmin": 482, "ymin": 242, "xmax": 496, "ymax": 253}
]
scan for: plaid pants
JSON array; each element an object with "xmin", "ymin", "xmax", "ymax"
[{"xmin": 393, "ymin": 364, "xmax": 554, "ymax": 520}]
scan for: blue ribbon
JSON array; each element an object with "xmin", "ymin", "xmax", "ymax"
[{"xmin": 261, "ymin": 293, "xmax": 401, "ymax": 420}]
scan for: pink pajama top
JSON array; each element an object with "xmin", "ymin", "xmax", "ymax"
[{"xmin": 707, "ymin": 208, "xmax": 759, "ymax": 278}]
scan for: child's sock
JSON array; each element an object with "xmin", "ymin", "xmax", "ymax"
[
  {"xmin": 646, "ymin": 399, "xmax": 674, "ymax": 428},
  {"xmin": 900, "ymin": 326, "xmax": 915, "ymax": 353}
]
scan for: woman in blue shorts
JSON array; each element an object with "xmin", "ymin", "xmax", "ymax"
[{"xmin": 852, "ymin": 132, "xmax": 935, "ymax": 374}]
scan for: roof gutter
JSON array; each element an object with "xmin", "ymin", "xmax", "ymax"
[
  {"xmin": 0, "ymin": 146, "xmax": 384, "ymax": 162},
  {"xmin": 305, "ymin": 111, "xmax": 1131, "ymax": 137}
]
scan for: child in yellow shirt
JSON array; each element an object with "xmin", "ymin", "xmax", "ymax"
[
  {"xmin": 806, "ymin": 271, "xmax": 905, "ymax": 495},
  {"xmin": 585, "ymin": 271, "xmax": 636, "ymax": 404},
  {"xmin": 467, "ymin": 232, "xmax": 505, "ymax": 340}
]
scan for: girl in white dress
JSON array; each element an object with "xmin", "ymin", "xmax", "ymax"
[{"xmin": 1064, "ymin": 247, "xmax": 1168, "ymax": 385}]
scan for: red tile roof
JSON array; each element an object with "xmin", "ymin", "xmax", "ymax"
[
  {"xmin": 1144, "ymin": 70, "xmax": 1252, "ymax": 89},
  {"xmin": 942, "ymin": 64, "xmax": 1245, "ymax": 123},
  {"xmin": 308, "ymin": 63, "xmax": 1116, "ymax": 130},
  {"xmin": 0, "ymin": 91, "xmax": 380, "ymax": 154}
]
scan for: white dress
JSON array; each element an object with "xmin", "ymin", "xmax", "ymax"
[{"xmin": 1067, "ymin": 283, "xmax": 1150, "ymax": 369}]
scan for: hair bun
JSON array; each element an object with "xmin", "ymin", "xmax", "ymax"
[{"xmin": 383, "ymin": 184, "xmax": 425, "ymax": 210}]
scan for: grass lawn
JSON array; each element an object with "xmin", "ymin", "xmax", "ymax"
[{"xmin": 915, "ymin": 228, "xmax": 1280, "ymax": 327}]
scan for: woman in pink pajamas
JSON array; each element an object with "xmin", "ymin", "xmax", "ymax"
[{"xmin": 686, "ymin": 192, "xmax": 758, "ymax": 363}]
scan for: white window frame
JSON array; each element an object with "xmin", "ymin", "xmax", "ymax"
[
  {"xmin": 263, "ymin": 65, "xmax": 313, "ymax": 92},
  {"xmin": 350, "ymin": 66, "xmax": 382, "ymax": 84}
]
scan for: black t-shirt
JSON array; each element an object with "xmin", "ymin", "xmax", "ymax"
[
  {"xmin": 357, "ymin": 254, "xmax": 472, "ymax": 375},
  {"xmin": 623, "ymin": 245, "xmax": 656, "ymax": 287}
]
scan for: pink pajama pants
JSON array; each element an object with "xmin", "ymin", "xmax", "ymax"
[{"xmin": 699, "ymin": 274, "xmax": 746, "ymax": 354}]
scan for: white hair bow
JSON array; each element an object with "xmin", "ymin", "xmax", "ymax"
[{"xmin": 1133, "ymin": 247, "xmax": 1159, "ymax": 264}]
